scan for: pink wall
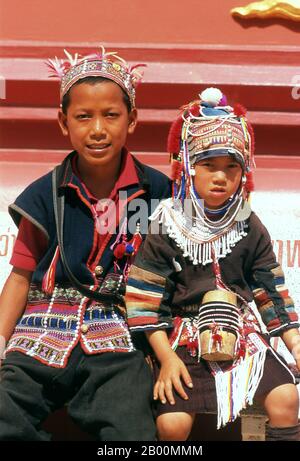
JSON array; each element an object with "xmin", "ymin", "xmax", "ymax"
[{"xmin": 1, "ymin": 0, "xmax": 300, "ymax": 46}]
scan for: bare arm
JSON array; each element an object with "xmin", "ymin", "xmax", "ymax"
[
  {"xmin": 146, "ymin": 330, "xmax": 193, "ymax": 405},
  {"xmin": 0, "ymin": 267, "xmax": 32, "ymax": 360},
  {"xmin": 280, "ymin": 328, "xmax": 300, "ymax": 372}
]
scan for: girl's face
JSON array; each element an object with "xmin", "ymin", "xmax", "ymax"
[
  {"xmin": 58, "ymin": 80, "xmax": 137, "ymax": 172},
  {"xmin": 193, "ymin": 156, "xmax": 243, "ymax": 209}
]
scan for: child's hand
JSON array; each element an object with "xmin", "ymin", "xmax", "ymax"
[{"xmin": 154, "ymin": 352, "xmax": 193, "ymax": 405}]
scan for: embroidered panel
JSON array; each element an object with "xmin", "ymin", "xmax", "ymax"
[{"xmin": 6, "ymin": 284, "xmax": 133, "ymax": 368}]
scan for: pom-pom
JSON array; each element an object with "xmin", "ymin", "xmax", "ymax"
[
  {"xmin": 167, "ymin": 116, "xmax": 183, "ymax": 154},
  {"xmin": 200, "ymin": 87, "xmax": 223, "ymax": 107},
  {"xmin": 171, "ymin": 157, "xmax": 183, "ymax": 180},
  {"xmin": 246, "ymin": 120, "xmax": 255, "ymax": 158},
  {"xmin": 245, "ymin": 171, "xmax": 254, "ymax": 193},
  {"xmin": 234, "ymin": 103, "xmax": 247, "ymax": 117},
  {"xmin": 219, "ymin": 94, "xmax": 228, "ymax": 106},
  {"xmin": 113, "ymin": 242, "xmax": 126, "ymax": 259},
  {"xmin": 125, "ymin": 243, "xmax": 134, "ymax": 255},
  {"xmin": 189, "ymin": 103, "xmax": 200, "ymax": 117}
]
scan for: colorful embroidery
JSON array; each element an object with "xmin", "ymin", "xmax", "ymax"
[{"xmin": 6, "ymin": 284, "xmax": 134, "ymax": 368}]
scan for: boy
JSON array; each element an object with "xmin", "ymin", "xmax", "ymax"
[
  {"xmin": 125, "ymin": 88, "xmax": 300, "ymax": 441},
  {"xmin": 0, "ymin": 47, "xmax": 170, "ymax": 441}
]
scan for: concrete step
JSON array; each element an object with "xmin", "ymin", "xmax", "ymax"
[
  {"xmin": 1, "ymin": 57, "xmax": 300, "ymax": 112},
  {"xmin": 0, "ymin": 106, "xmax": 299, "ymax": 155}
]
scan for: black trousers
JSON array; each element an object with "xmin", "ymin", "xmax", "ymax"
[{"xmin": 0, "ymin": 344, "xmax": 156, "ymax": 441}]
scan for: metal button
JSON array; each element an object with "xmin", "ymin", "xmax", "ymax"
[
  {"xmin": 94, "ymin": 265, "xmax": 104, "ymax": 276},
  {"xmin": 81, "ymin": 324, "xmax": 89, "ymax": 334}
]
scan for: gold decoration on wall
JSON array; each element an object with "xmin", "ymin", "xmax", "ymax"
[{"xmin": 231, "ymin": 1, "xmax": 300, "ymax": 21}]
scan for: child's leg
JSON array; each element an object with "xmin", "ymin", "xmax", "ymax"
[
  {"xmin": 157, "ymin": 412, "xmax": 195, "ymax": 441},
  {"xmin": 262, "ymin": 383, "xmax": 299, "ymax": 426},
  {"xmin": 0, "ymin": 352, "xmax": 56, "ymax": 441},
  {"xmin": 258, "ymin": 383, "xmax": 300, "ymax": 441},
  {"xmin": 67, "ymin": 350, "xmax": 156, "ymax": 441}
]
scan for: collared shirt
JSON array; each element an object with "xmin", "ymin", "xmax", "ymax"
[{"xmin": 10, "ymin": 148, "xmax": 139, "ymax": 271}]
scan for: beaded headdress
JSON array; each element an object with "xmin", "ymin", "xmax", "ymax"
[
  {"xmin": 150, "ymin": 88, "xmax": 256, "ymax": 267},
  {"xmin": 47, "ymin": 46, "xmax": 146, "ymax": 108},
  {"xmin": 168, "ymin": 87, "xmax": 255, "ymax": 198}
]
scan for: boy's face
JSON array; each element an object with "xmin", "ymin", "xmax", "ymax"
[
  {"xmin": 58, "ymin": 80, "xmax": 137, "ymax": 170},
  {"xmin": 193, "ymin": 156, "xmax": 243, "ymax": 209}
]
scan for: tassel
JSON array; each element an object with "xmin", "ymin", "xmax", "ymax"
[
  {"xmin": 169, "ymin": 317, "xmax": 185, "ymax": 351},
  {"xmin": 110, "ymin": 217, "xmax": 128, "ymax": 251},
  {"xmin": 167, "ymin": 116, "xmax": 184, "ymax": 154},
  {"xmin": 113, "ymin": 222, "xmax": 142, "ymax": 259},
  {"xmin": 236, "ymin": 336, "xmax": 247, "ymax": 360},
  {"xmin": 189, "ymin": 103, "xmax": 200, "ymax": 117},
  {"xmin": 113, "ymin": 241, "xmax": 127, "ymax": 259},
  {"xmin": 171, "ymin": 155, "xmax": 183, "ymax": 181},
  {"xmin": 245, "ymin": 171, "xmax": 254, "ymax": 193},
  {"xmin": 126, "ymin": 222, "xmax": 142, "ymax": 257},
  {"xmin": 42, "ymin": 246, "xmax": 60, "ymax": 295},
  {"xmin": 233, "ymin": 103, "xmax": 247, "ymax": 117},
  {"xmin": 212, "ymin": 332, "xmax": 223, "ymax": 351},
  {"xmin": 210, "ymin": 332, "xmax": 268, "ymax": 429},
  {"xmin": 186, "ymin": 338, "xmax": 198, "ymax": 357}
]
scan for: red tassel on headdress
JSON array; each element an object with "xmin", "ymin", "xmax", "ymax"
[
  {"xmin": 171, "ymin": 156, "xmax": 183, "ymax": 181},
  {"xmin": 245, "ymin": 171, "xmax": 255, "ymax": 193},
  {"xmin": 42, "ymin": 246, "xmax": 60, "ymax": 295},
  {"xmin": 234, "ymin": 103, "xmax": 247, "ymax": 117},
  {"xmin": 189, "ymin": 103, "xmax": 199, "ymax": 117},
  {"xmin": 233, "ymin": 103, "xmax": 256, "ymax": 194},
  {"xmin": 246, "ymin": 120, "xmax": 255, "ymax": 158},
  {"xmin": 167, "ymin": 116, "xmax": 183, "ymax": 154}
]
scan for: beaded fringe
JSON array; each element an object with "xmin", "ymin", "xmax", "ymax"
[
  {"xmin": 209, "ymin": 332, "xmax": 268, "ymax": 429},
  {"xmin": 150, "ymin": 200, "xmax": 248, "ymax": 266}
]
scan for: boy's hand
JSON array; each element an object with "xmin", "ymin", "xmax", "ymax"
[{"xmin": 154, "ymin": 352, "xmax": 193, "ymax": 405}]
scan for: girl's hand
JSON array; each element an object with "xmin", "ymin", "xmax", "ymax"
[{"xmin": 154, "ymin": 352, "xmax": 193, "ymax": 405}]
